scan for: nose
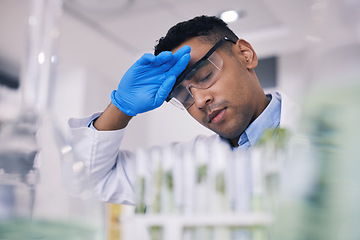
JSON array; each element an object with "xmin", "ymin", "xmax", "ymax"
[{"xmin": 191, "ymin": 88, "xmax": 213, "ymax": 109}]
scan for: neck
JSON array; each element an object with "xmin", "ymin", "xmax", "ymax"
[
  {"xmin": 229, "ymin": 93, "xmax": 270, "ymax": 148},
  {"xmin": 229, "ymin": 137, "xmax": 240, "ymax": 148}
]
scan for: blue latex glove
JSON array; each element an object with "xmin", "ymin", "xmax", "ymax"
[{"xmin": 111, "ymin": 46, "xmax": 191, "ymax": 116}]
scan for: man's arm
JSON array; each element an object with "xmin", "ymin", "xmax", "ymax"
[
  {"xmin": 93, "ymin": 103, "xmax": 132, "ymax": 131},
  {"xmin": 69, "ymin": 48, "xmax": 190, "ymax": 204},
  {"xmin": 93, "ymin": 46, "xmax": 191, "ymax": 131},
  {"xmin": 92, "ymin": 46, "xmax": 191, "ymax": 132}
]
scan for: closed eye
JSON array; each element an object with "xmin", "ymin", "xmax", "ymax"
[{"xmin": 198, "ymin": 72, "xmax": 213, "ymax": 83}]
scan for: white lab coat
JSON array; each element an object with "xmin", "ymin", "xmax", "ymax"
[{"xmin": 67, "ymin": 92, "xmax": 300, "ymax": 205}]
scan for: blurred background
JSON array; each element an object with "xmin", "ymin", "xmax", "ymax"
[{"xmin": 0, "ymin": 0, "xmax": 359, "ymax": 239}]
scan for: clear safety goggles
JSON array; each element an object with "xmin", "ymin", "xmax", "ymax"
[{"xmin": 166, "ymin": 37, "xmax": 236, "ymax": 110}]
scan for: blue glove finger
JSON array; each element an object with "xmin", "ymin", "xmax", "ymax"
[
  {"xmin": 136, "ymin": 53, "xmax": 156, "ymax": 65},
  {"xmin": 151, "ymin": 51, "xmax": 173, "ymax": 67},
  {"xmin": 154, "ymin": 53, "xmax": 190, "ymax": 104},
  {"xmin": 154, "ymin": 75, "xmax": 177, "ymax": 106},
  {"xmin": 172, "ymin": 45, "xmax": 191, "ymax": 63},
  {"xmin": 155, "ymin": 46, "xmax": 191, "ymax": 72},
  {"xmin": 167, "ymin": 53, "xmax": 191, "ymax": 77}
]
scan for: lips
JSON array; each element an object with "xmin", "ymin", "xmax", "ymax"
[{"xmin": 208, "ymin": 107, "xmax": 227, "ymax": 124}]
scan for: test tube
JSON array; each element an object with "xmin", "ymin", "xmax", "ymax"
[
  {"xmin": 135, "ymin": 148, "xmax": 147, "ymax": 214},
  {"xmin": 161, "ymin": 145, "xmax": 175, "ymax": 213},
  {"xmin": 232, "ymin": 148, "xmax": 252, "ymax": 240}
]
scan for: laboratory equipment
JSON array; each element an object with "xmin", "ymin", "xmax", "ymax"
[
  {"xmin": 0, "ymin": 0, "xmax": 105, "ymax": 239},
  {"xmin": 122, "ymin": 131, "xmax": 289, "ymax": 240}
]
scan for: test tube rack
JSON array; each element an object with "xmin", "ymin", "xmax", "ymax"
[{"xmin": 121, "ymin": 137, "xmax": 285, "ymax": 240}]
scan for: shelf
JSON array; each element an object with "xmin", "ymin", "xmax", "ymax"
[
  {"xmin": 122, "ymin": 213, "xmax": 274, "ymax": 227},
  {"xmin": 121, "ymin": 213, "xmax": 274, "ymax": 240}
]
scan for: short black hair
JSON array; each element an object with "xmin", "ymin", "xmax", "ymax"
[{"xmin": 154, "ymin": 15, "xmax": 238, "ymax": 55}]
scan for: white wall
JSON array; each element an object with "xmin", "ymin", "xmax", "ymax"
[
  {"xmin": 52, "ymin": 64, "xmax": 114, "ymax": 134},
  {"xmin": 277, "ymin": 51, "xmax": 308, "ymax": 103}
]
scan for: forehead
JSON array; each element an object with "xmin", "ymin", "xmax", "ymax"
[{"xmin": 172, "ymin": 37, "xmax": 214, "ymax": 64}]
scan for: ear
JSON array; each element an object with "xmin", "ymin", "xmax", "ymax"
[{"xmin": 233, "ymin": 39, "xmax": 258, "ymax": 69}]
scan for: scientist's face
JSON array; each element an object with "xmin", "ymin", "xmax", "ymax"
[{"xmin": 172, "ymin": 37, "xmax": 266, "ymax": 145}]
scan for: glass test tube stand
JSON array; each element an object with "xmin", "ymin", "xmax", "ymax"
[{"xmin": 121, "ymin": 135, "xmax": 287, "ymax": 240}]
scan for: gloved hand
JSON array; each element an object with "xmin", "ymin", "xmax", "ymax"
[{"xmin": 111, "ymin": 46, "xmax": 191, "ymax": 116}]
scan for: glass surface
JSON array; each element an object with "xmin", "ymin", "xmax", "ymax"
[
  {"xmin": 169, "ymin": 52, "xmax": 223, "ymax": 109},
  {"xmin": 0, "ymin": 1, "xmax": 106, "ymax": 239}
]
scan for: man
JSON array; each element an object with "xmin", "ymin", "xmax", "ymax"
[{"xmin": 68, "ymin": 15, "xmax": 298, "ymax": 204}]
